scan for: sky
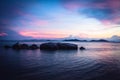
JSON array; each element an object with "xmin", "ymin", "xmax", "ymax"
[{"xmin": 0, "ymin": 0, "xmax": 120, "ymax": 40}]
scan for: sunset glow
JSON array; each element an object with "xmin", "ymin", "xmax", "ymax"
[{"xmin": 0, "ymin": 0, "xmax": 120, "ymax": 40}]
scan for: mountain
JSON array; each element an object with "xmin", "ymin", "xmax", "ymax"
[
  {"xmin": 64, "ymin": 35, "xmax": 120, "ymax": 42},
  {"xmin": 107, "ymin": 35, "xmax": 120, "ymax": 42},
  {"xmin": 63, "ymin": 39, "xmax": 109, "ymax": 42},
  {"xmin": 90, "ymin": 39, "xmax": 109, "ymax": 42},
  {"xmin": 63, "ymin": 39, "xmax": 87, "ymax": 42},
  {"xmin": 1, "ymin": 35, "xmax": 120, "ymax": 43}
]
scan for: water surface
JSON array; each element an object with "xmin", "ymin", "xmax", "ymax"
[{"xmin": 0, "ymin": 42, "xmax": 120, "ymax": 80}]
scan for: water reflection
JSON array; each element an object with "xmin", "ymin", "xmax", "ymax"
[{"xmin": 1, "ymin": 42, "xmax": 120, "ymax": 80}]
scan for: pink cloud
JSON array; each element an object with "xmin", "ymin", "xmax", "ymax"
[
  {"xmin": 112, "ymin": 17, "xmax": 120, "ymax": 24},
  {"xmin": 28, "ymin": 19, "xmax": 48, "ymax": 26},
  {"xmin": 62, "ymin": 0, "xmax": 120, "ymax": 17},
  {"xmin": 63, "ymin": 0, "xmax": 120, "ymax": 10},
  {"xmin": 15, "ymin": 10, "xmax": 49, "ymax": 26},
  {"xmin": 102, "ymin": 16, "xmax": 120, "ymax": 26},
  {"xmin": 19, "ymin": 31, "xmax": 67, "ymax": 38},
  {"xmin": 63, "ymin": 2, "xmax": 83, "ymax": 10},
  {"xmin": 102, "ymin": 20, "xmax": 112, "ymax": 26},
  {"xmin": 107, "ymin": 0, "xmax": 120, "ymax": 9},
  {"xmin": 19, "ymin": 19, "xmax": 48, "ymax": 27},
  {"xmin": 90, "ymin": 3, "xmax": 107, "ymax": 9},
  {"xmin": 0, "ymin": 32, "xmax": 8, "ymax": 36},
  {"xmin": 23, "ymin": 19, "xmax": 48, "ymax": 27}
]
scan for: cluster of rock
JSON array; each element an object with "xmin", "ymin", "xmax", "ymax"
[
  {"xmin": 4, "ymin": 42, "xmax": 86, "ymax": 50},
  {"xmin": 4, "ymin": 42, "xmax": 38, "ymax": 50}
]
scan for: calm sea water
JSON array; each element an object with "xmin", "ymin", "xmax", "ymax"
[{"xmin": 0, "ymin": 41, "xmax": 120, "ymax": 80}]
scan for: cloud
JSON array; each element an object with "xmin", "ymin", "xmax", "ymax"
[
  {"xmin": 79, "ymin": 8, "xmax": 112, "ymax": 20},
  {"xmin": 14, "ymin": 10, "xmax": 49, "ymax": 26},
  {"xmin": 108, "ymin": 35, "xmax": 120, "ymax": 42},
  {"xmin": 19, "ymin": 31, "xmax": 67, "ymax": 38},
  {"xmin": 78, "ymin": 33, "xmax": 90, "ymax": 38},
  {"xmin": 0, "ymin": 0, "xmax": 120, "ymax": 39},
  {"xmin": 0, "ymin": 0, "xmax": 33, "ymax": 20},
  {"xmin": 61, "ymin": 0, "xmax": 120, "ymax": 24},
  {"xmin": 0, "ymin": 32, "xmax": 7, "ymax": 36},
  {"xmin": 0, "ymin": 29, "xmax": 31, "ymax": 40},
  {"xmin": 0, "ymin": 0, "xmax": 41, "ymax": 28}
]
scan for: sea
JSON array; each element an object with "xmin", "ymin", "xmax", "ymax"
[{"xmin": 0, "ymin": 41, "xmax": 120, "ymax": 80}]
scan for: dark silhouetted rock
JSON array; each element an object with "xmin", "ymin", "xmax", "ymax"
[
  {"xmin": 40, "ymin": 43, "xmax": 58, "ymax": 50},
  {"xmin": 29, "ymin": 44, "xmax": 38, "ymax": 50},
  {"xmin": 4, "ymin": 45, "xmax": 11, "ymax": 49},
  {"xmin": 12, "ymin": 43, "xmax": 29, "ymax": 49},
  {"xmin": 12, "ymin": 42, "xmax": 21, "ymax": 50},
  {"xmin": 20, "ymin": 44, "xmax": 29, "ymax": 49},
  {"xmin": 57, "ymin": 43, "xmax": 77, "ymax": 50},
  {"xmin": 40, "ymin": 42, "xmax": 78, "ymax": 50},
  {"xmin": 80, "ymin": 46, "xmax": 86, "ymax": 50}
]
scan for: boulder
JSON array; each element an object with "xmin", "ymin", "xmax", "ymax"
[
  {"xmin": 12, "ymin": 42, "xmax": 21, "ymax": 50},
  {"xmin": 80, "ymin": 46, "xmax": 86, "ymax": 50},
  {"xmin": 29, "ymin": 44, "xmax": 38, "ymax": 49},
  {"xmin": 20, "ymin": 44, "xmax": 29, "ymax": 49},
  {"xmin": 4, "ymin": 45, "xmax": 11, "ymax": 49},
  {"xmin": 12, "ymin": 43, "xmax": 29, "ymax": 49},
  {"xmin": 40, "ymin": 42, "xmax": 78, "ymax": 50},
  {"xmin": 40, "ymin": 43, "xmax": 58, "ymax": 50},
  {"xmin": 57, "ymin": 43, "xmax": 77, "ymax": 50}
]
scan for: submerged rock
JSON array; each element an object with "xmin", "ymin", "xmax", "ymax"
[
  {"xmin": 29, "ymin": 44, "xmax": 38, "ymax": 49},
  {"xmin": 40, "ymin": 42, "xmax": 78, "ymax": 50},
  {"xmin": 80, "ymin": 46, "xmax": 86, "ymax": 50}
]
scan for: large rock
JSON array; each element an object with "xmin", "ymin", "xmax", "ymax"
[
  {"xmin": 12, "ymin": 43, "xmax": 29, "ymax": 49},
  {"xmin": 57, "ymin": 43, "xmax": 77, "ymax": 50},
  {"xmin": 12, "ymin": 42, "xmax": 21, "ymax": 50},
  {"xmin": 20, "ymin": 44, "xmax": 29, "ymax": 49},
  {"xmin": 40, "ymin": 43, "xmax": 58, "ymax": 50},
  {"xmin": 29, "ymin": 44, "xmax": 38, "ymax": 50},
  {"xmin": 4, "ymin": 45, "xmax": 11, "ymax": 49},
  {"xmin": 40, "ymin": 42, "xmax": 78, "ymax": 50}
]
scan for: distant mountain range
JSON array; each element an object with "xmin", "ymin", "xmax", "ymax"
[
  {"xmin": 63, "ymin": 35, "xmax": 120, "ymax": 42},
  {"xmin": 64, "ymin": 39, "xmax": 109, "ymax": 42},
  {"xmin": 0, "ymin": 35, "xmax": 120, "ymax": 43}
]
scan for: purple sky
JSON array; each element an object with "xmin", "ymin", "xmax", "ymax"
[{"xmin": 0, "ymin": 0, "xmax": 120, "ymax": 40}]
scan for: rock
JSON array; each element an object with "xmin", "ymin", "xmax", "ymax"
[
  {"xmin": 57, "ymin": 43, "xmax": 77, "ymax": 50},
  {"xmin": 11, "ymin": 42, "xmax": 78, "ymax": 50},
  {"xmin": 12, "ymin": 43, "xmax": 29, "ymax": 49},
  {"xmin": 40, "ymin": 43, "xmax": 58, "ymax": 50},
  {"xmin": 4, "ymin": 45, "xmax": 11, "ymax": 49},
  {"xmin": 12, "ymin": 42, "xmax": 21, "ymax": 50},
  {"xmin": 40, "ymin": 42, "xmax": 78, "ymax": 50},
  {"xmin": 12, "ymin": 43, "xmax": 39, "ymax": 50},
  {"xmin": 80, "ymin": 46, "xmax": 86, "ymax": 50},
  {"xmin": 29, "ymin": 44, "xmax": 38, "ymax": 49},
  {"xmin": 20, "ymin": 44, "xmax": 29, "ymax": 49}
]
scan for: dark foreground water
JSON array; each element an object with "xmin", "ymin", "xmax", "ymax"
[{"xmin": 0, "ymin": 42, "xmax": 120, "ymax": 80}]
